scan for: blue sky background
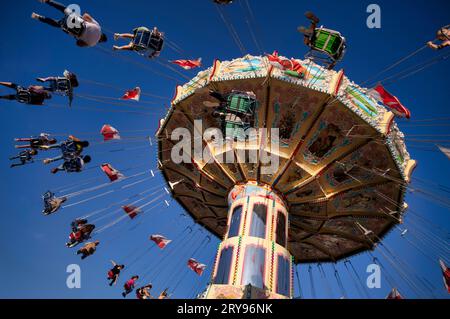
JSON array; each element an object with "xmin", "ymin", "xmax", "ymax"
[{"xmin": 0, "ymin": 0, "xmax": 449, "ymax": 299}]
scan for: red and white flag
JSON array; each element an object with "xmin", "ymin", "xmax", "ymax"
[
  {"xmin": 171, "ymin": 58, "xmax": 202, "ymax": 70},
  {"xmin": 369, "ymin": 84, "xmax": 411, "ymax": 119},
  {"xmin": 439, "ymin": 259, "xmax": 450, "ymax": 293},
  {"xmin": 386, "ymin": 288, "xmax": 403, "ymax": 299},
  {"xmin": 266, "ymin": 51, "xmax": 305, "ymax": 76},
  {"xmin": 100, "ymin": 124, "xmax": 120, "ymax": 141},
  {"xmin": 187, "ymin": 258, "xmax": 206, "ymax": 276},
  {"xmin": 101, "ymin": 163, "xmax": 124, "ymax": 182},
  {"xmin": 122, "ymin": 205, "xmax": 141, "ymax": 219},
  {"xmin": 150, "ymin": 234, "xmax": 172, "ymax": 249},
  {"xmin": 266, "ymin": 50, "xmax": 284, "ymax": 68},
  {"xmin": 122, "ymin": 87, "xmax": 141, "ymax": 101}
]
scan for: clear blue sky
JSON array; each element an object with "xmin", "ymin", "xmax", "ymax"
[{"xmin": 0, "ymin": 0, "xmax": 449, "ymax": 299}]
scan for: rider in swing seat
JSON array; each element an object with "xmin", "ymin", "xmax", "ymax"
[
  {"xmin": 427, "ymin": 25, "xmax": 450, "ymax": 50},
  {"xmin": 298, "ymin": 12, "xmax": 346, "ymax": 69},
  {"xmin": 9, "ymin": 149, "xmax": 38, "ymax": 168},
  {"xmin": 113, "ymin": 26, "xmax": 164, "ymax": 58},
  {"xmin": 15, "ymin": 133, "xmax": 57, "ymax": 150},
  {"xmin": 42, "ymin": 191, "xmax": 67, "ymax": 215},
  {"xmin": 31, "ymin": 0, "xmax": 107, "ymax": 48},
  {"xmin": 0, "ymin": 82, "xmax": 52, "ymax": 105},
  {"xmin": 37, "ymin": 70, "xmax": 79, "ymax": 107},
  {"xmin": 77, "ymin": 241, "xmax": 100, "ymax": 259},
  {"xmin": 210, "ymin": 90, "xmax": 257, "ymax": 141}
]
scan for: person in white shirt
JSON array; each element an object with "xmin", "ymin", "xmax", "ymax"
[{"xmin": 31, "ymin": 0, "xmax": 107, "ymax": 47}]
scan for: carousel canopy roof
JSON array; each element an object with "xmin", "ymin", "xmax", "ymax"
[{"xmin": 156, "ymin": 54, "xmax": 416, "ymax": 263}]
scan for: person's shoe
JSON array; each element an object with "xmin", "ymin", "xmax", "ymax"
[
  {"xmin": 51, "ymin": 168, "xmax": 58, "ymax": 174},
  {"xmin": 122, "ymin": 292, "xmax": 126, "ymax": 298},
  {"xmin": 112, "ymin": 46, "xmax": 119, "ymax": 51},
  {"xmin": 305, "ymin": 11, "xmax": 320, "ymax": 24},
  {"xmin": 114, "ymin": 33, "xmax": 120, "ymax": 41},
  {"xmin": 31, "ymin": 13, "xmax": 43, "ymax": 20}
]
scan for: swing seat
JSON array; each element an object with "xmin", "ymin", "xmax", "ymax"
[
  {"xmin": 132, "ymin": 29, "xmax": 164, "ymax": 54},
  {"xmin": 50, "ymin": 78, "xmax": 72, "ymax": 94},
  {"xmin": 225, "ymin": 92, "xmax": 257, "ymax": 116},
  {"xmin": 311, "ymin": 27, "xmax": 346, "ymax": 58},
  {"xmin": 16, "ymin": 89, "xmax": 31, "ymax": 104},
  {"xmin": 43, "ymin": 191, "xmax": 55, "ymax": 201},
  {"xmin": 224, "ymin": 121, "xmax": 249, "ymax": 140},
  {"xmin": 222, "ymin": 92, "xmax": 257, "ymax": 139}
]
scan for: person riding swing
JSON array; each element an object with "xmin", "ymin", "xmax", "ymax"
[
  {"xmin": 32, "ymin": 0, "xmax": 107, "ymax": 48},
  {"xmin": 113, "ymin": 26, "xmax": 164, "ymax": 59},
  {"xmin": 427, "ymin": 25, "xmax": 450, "ymax": 50},
  {"xmin": 42, "ymin": 191, "xmax": 67, "ymax": 215},
  {"xmin": 0, "ymin": 82, "xmax": 52, "ymax": 105},
  {"xmin": 297, "ymin": 11, "xmax": 346, "ymax": 69},
  {"xmin": 207, "ymin": 90, "xmax": 257, "ymax": 141},
  {"xmin": 37, "ymin": 70, "xmax": 79, "ymax": 107}
]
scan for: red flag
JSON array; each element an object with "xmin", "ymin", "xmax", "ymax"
[
  {"xmin": 187, "ymin": 258, "xmax": 206, "ymax": 276},
  {"xmin": 150, "ymin": 234, "xmax": 172, "ymax": 249},
  {"xmin": 386, "ymin": 288, "xmax": 403, "ymax": 299},
  {"xmin": 439, "ymin": 259, "xmax": 450, "ymax": 293},
  {"xmin": 171, "ymin": 58, "xmax": 202, "ymax": 70},
  {"xmin": 122, "ymin": 87, "xmax": 141, "ymax": 101},
  {"xmin": 101, "ymin": 163, "xmax": 124, "ymax": 182},
  {"xmin": 100, "ymin": 124, "xmax": 120, "ymax": 141},
  {"xmin": 266, "ymin": 50, "xmax": 284, "ymax": 68},
  {"xmin": 369, "ymin": 84, "xmax": 411, "ymax": 119},
  {"xmin": 122, "ymin": 205, "xmax": 141, "ymax": 219},
  {"xmin": 266, "ymin": 51, "xmax": 306, "ymax": 78}
]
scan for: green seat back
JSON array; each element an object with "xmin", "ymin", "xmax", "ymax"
[
  {"xmin": 226, "ymin": 94, "xmax": 255, "ymax": 114},
  {"xmin": 313, "ymin": 29, "xmax": 343, "ymax": 57},
  {"xmin": 224, "ymin": 121, "xmax": 246, "ymax": 139}
]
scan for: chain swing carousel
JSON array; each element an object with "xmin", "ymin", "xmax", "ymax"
[{"xmin": 156, "ymin": 50, "xmax": 416, "ymax": 299}]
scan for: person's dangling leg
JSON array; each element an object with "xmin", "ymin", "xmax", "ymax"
[
  {"xmin": 0, "ymin": 82, "xmax": 18, "ymax": 89},
  {"xmin": 31, "ymin": 13, "xmax": 60, "ymax": 28},
  {"xmin": 10, "ymin": 162, "xmax": 25, "ymax": 168},
  {"xmin": 51, "ymin": 164, "xmax": 65, "ymax": 174},
  {"xmin": 0, "ymin": 94, "xmax": 17, "ymax": 101},
  {"xmin": 114, "ymin": 33, "xmax": 135, "ymax": 41},
  {"xmin": 113, "ymin": 43, "xmax": 135, "ymax": 51},
  {"xmin": 41, "ymin": 0, "xmax": 67, "ymax": 13},
  {"xmin": 110, "ymin": 275, "xmax": 117, "ymax": 286}
]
